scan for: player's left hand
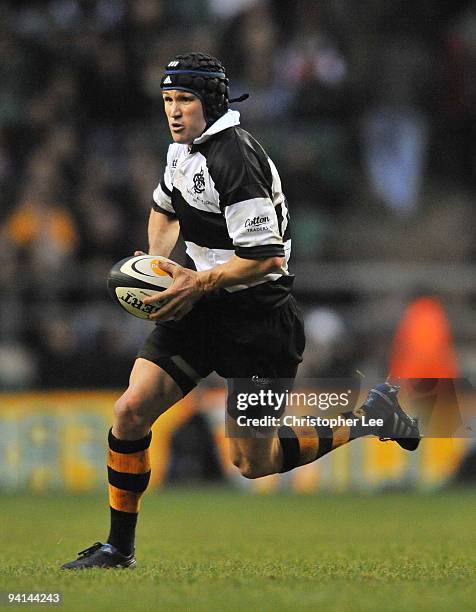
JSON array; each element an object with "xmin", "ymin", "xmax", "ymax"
[{"xmin": 142, "ymin": 260, "xmax": 204, "ymax": 322}]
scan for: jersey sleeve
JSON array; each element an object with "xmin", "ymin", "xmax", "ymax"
[
  {"xmin": 152, "ymin": 148, "xmax": 177, "ymax": 218},
  {"xmin": 224, "ymin": 194, "xmax": 284, "ymax": 259},
  {"xmin": 211, "ymin": 136, "xmax": 285, "ymax": 260}
]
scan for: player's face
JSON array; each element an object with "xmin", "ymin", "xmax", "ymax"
[{"xmin": 162, "ymin": 90, "xmax": 206, "ymax": 144}]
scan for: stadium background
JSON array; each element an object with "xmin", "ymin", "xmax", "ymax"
[
  {"xmin": 0, "ymin": 0, "xmax": 474, "ymax": 494},
  {"xmin": 1, "ymin": 2, "xmax": 475, "ymax": 609}
]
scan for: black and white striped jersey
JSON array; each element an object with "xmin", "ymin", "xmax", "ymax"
[{"xmin": 152, "ymin": 110, "xmax": 292, "ymax": 308}]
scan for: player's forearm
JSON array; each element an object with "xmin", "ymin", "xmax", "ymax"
[
  {"xmin": 197, "ymin": 255, "xmax": 285, "ymax": 292},
  {"xmin": 147, "ymin": 210, "xmax": 180, "ymax": 257}
]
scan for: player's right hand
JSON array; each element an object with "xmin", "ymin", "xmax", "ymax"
[{"xmin": 143, "ymin": 261, "xmax": 203, "ymax": 322}]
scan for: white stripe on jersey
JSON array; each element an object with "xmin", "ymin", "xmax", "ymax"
[
  {"xmin": 268, "ymin": 157, "xmax": 289, "ymax": 236},
  {"xmin": 152, "ymin": 183, "xmax": 175, "ymax": 214},
  {"xmin": 185, "ymin": 241, "xmax": 235, "ymax": 270},
  {"xmin": 185, "ymin": 239, "xmax": 291, "ymax": 293},
  {"xmin": 172, "ymin": 151, "xmax": 221, "ymax": 214}
]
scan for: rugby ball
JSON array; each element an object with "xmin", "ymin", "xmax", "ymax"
[{"xmin": 107, "ymin": 255, "xmax": 175, "ymax": 319}]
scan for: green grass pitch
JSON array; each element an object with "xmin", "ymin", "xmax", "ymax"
[{"xmin": 1, "ymin": 489, "xmax": 475, "ymax": 611}]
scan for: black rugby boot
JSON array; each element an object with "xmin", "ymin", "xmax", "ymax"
[
  {"xmin": 61, "ymin": 542, "xmax": 136, "ymax": 570},
  {"xmin": 356, "ymin": 382, "xmax": 421, "ymax": 451}
]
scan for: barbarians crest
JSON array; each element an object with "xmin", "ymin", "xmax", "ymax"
[{"xmin": 192, "ymin": 167, "xmax": 205, "ymax": 194}]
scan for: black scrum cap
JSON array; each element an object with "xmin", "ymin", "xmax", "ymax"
[{"xmin": 160, "ymin": 52, "xmax": 248, "ymax": 126}]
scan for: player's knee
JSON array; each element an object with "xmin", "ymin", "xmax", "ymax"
[
  {"xmin": 232, "ymin": 454, "xmax": 270, "ymax": 479},
  {"xmin": 113, "ymin": 393, "xmax": 149, "ymax": 431},
  {"xmin": 240, "ymin": 462, "xmax": 270, "ymax": 479},
  {"xmin": 239, "ymin": 464, "xmax": 261, "ymax": 479}
]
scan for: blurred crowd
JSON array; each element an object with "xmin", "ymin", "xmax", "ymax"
[{"xmin": 0, "ymin": 0, "xmax": 475, "ymax": 389}]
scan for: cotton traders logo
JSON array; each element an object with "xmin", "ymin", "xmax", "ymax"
[
  {"xmin": 245, "ymin": 215, "xmax": 269, "ymax": 232},
  {"xmin": 192, "ymin": 168, "xmax": 205, "ymax": 194}
]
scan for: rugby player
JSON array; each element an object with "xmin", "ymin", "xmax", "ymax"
[{"xmin": 62, "ymin": 53, "xmax": 420, "ymax": 569}]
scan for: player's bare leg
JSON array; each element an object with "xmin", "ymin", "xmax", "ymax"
[
  {"xmin": 61, "ymin": 359, "xmax": 182, "ymax": 569},
  {"xmin": 228, "ymin": 382, "xmax": 421, "ymax": 478},
  {"xmin": 227, "ymin": 420, "xmax": 283, "ymax": 479},
  {"xmin": 112, "ymin": 358, "xmax": 183, "ymax": 440}
]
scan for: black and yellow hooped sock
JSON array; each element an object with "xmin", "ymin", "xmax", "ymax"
[
  {"xmin": 278, "ymin": 411, "xmax": 372, "ymax": 473},
  {"xmin": 106, "ymin": 429, "xmax": 152, "ymax": 555}
]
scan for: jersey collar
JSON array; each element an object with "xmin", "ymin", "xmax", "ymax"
[{"xmin": 192, "ymin": 110, "xmax": 240, "ymax": 145}]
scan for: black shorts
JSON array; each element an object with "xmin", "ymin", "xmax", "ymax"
[{"xmin": 137, "ymin": 293, "xmax": 305, "ymax": 418}]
